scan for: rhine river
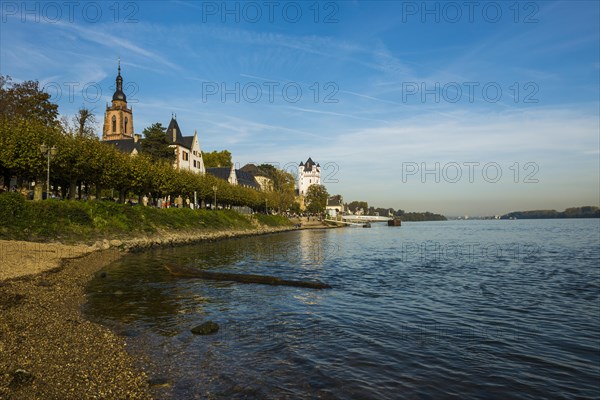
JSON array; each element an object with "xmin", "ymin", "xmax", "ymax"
[{"xmin": 85, "ymin": 219, "xmax": 600, "ymax": 399}]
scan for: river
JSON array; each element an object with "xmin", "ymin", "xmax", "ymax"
[{"xmin": 85, "ymin": 219, "xmax": 600, "ymax": 399}]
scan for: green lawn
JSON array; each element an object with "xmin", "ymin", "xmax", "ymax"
[{"xmin": 0, "ymin": 192, "xmax": 291, "ymax": 243}]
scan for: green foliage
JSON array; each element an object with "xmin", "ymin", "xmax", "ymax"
[
  {"xmin": 501, "ymin": 207, "xmax": 600, "ymax": 219},
  {"xmin": 0, "ymin": 75, "xmax": 59, "ymax": 127},
  {"xmin": 305, "ymin": 184, "xmax": 329, "ymax": 214},
  {"xmin": 0, "ymin": 193, "xmax": 290, "ymax": 242},
  {"xmin": 202, "ymin": 150, "xmax": 232, "ymax": 167},
  {"xmin": 347, "ymin": 201, "xmax": 369, "ymax": 214},
  {"xmin": 401, "ymin": 212, "xmax": 447, "ymax": 221},
  {"xmin": 258, "ymin": 164, "xmax": 296, "ymax": 212},
  {"xmin": 0, "ymin": 192, "xmax": 26, "ymax": 225},
  {"xmin": 254, "ymin": 214, "xmax": 294, "ymax": 227},
  {"xmin": 141, "ymin": 123, "xmax": 175, "ymax": 162}
]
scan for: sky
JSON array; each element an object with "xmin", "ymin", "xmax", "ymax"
[{"xmin": 1, "ymin": 0, "xmax": 598, "ymax": 216}]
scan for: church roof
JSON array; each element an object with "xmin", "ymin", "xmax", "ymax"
[{"xmin": 103, "ymin": 139, "xmax": 140, "ymax": 154}]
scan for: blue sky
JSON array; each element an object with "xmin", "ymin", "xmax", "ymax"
[{"xmin": 1, "ymin": 0, "xmax": 598, "ymax": 216}]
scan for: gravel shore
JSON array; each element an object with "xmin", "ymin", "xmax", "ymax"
[
  {"xmin": 0, "ymin": 249, "xmax": 152, "ymax": 399},
  {"xmin": 0, "ymin": 226, "xmax": 296, "ymax": 399}
]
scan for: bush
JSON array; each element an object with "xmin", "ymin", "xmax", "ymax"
[
  {"xmin": 0, "ymin": 198, "xmax": 291, "ymax": 242},
  {"xmin": 0, "ymin": 192, "xmax": 27, "ymax": 226}
]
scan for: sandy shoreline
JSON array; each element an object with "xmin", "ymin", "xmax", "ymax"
[{"xmin": 0, "ymin": 225, "xmax": 299, "ymax": 399}]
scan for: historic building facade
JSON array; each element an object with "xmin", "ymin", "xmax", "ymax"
[
  {"xmin": 298, "ymin": 157, "xmax": 321, "ymax": 196},
  {"xmin": 102, "ymin": 61, "xmax": 135, "ymax": 141},
  {"xmin": 165, "ymin": 116, "xmax": 205, "ymax": 174}
]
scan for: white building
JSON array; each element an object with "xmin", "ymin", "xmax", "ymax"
[
  {"xmin": 166, "ymin": 116, "xmax": 206, "ymax": 174},
  {"xmin": 326, "ymin": 195, "xmax": 344, "ymax": 217},
  {"xmin": 298, "ymin": 157, "xmax": 321, "ymax": 196}
]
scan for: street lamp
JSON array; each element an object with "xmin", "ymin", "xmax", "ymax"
[
  {"xmin": 212, "ymin": 185, "xmax": 217, "ymax": 210},
  {"xmin": 40, "ymin": 144, "xmax": 57, "ymax": 199}
]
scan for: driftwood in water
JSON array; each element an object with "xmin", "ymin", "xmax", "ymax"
[{"xmin": 164, "ymin": 264, "xmax": 332, "ymax": 289}]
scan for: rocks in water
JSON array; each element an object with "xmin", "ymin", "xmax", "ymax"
[
  {"xmin": 147, "ymin": 377, "xmax": 172, "ymax": 389},
  {"xmin": 191, "ymin": 321, "xmax": 219, "ymax": 335},
  {"xmin": 10, "ymin": 369, "xmax": 34, "ymax": 387}
]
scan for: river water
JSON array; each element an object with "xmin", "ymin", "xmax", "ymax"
[{"xmin": 84, "ymin": 220, "xmax": 600, "ymax": 399}]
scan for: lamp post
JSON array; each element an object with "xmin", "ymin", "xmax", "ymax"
[
  {"xmin": 39, "ymin": 144, "xmax": 57, "ymax": 199},
  {"xmin": 265, "ymin": 198, "xmax": 268, "ymax": 214},
  {"xmin": 212, "ymin": 185, "xmax": 217, "ymax": 210}
]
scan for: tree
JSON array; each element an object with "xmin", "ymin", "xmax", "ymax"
[
  {"xmin": 0, "ymin": 75, "xmax": 60, "ymax": 192},
  {"xmin": 55, "ymin": 108, "xmax": 98, "ymax": 199},
  {"xmin": 347, "ymin": 201, "xmax": 368, "ymax": 214},
  {"xmin": 74, "ymin": 107, "xmax": 97, "ymax": 137},
  {"xmin": 0, "ymin": 117, "xmax": 61, "ymax": 200},
  {"xmin": 258, "ymin": 164, "xmax": 296, "ymax": 212},
  {"xmin": 0, "ymin": 75, "xmax": 59, "ymax": 127},
  {"xmin": 202, "ymin": 150, "xmax": 232, "ymax": 168},
  {"xmin": 141, "ymin": 123, "xmax": 175, "ymax": 162},
  {"xmin": 305, "ymin": 184, "xmax": 328, "ymax": 215}
]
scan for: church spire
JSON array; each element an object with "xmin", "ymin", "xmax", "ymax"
[{"xmin": 112, "ymin": 58, "xmax": 126, "ymax": 102}]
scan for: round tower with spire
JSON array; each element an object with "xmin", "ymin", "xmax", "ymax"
[{"xmin": 102, "ymin": 59, "xmax": 134, "ymax": 141}]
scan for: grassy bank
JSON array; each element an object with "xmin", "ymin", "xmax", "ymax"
[{"xmin": 0, "ymin": 192, "xmax": 291, "ymax": 243}]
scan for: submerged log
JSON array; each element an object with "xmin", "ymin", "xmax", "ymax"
[{"xmin": 164, "ymin": 264, "xmax": 332, "ymax": 289}]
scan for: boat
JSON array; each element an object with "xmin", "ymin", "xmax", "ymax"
[
  {"xmin": 387, "ymin": 218, "xmax": 401, "ymax": 226},
  {"xmin": 362, "ymin": 222, "xmax": 371, "ymax": 228}
]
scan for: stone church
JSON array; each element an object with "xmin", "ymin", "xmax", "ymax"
[
  {"xmin": 102, "ymin": 60, "xmax": 135, "ymax": 141},
  {"xmin": 102, "ymin": 61, "xmax": 205, "ymax": 174}
]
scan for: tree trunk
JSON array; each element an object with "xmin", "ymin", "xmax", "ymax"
[
  {"xmin": 68, "ymin": 178, "xmax": 77, "ymax": 200},
  {"xmin": 95, "ymin": 185, "xmax": 102, "ymax": 201},
  {"xmin": 119, "ymin": 189, "xmax": 125, "ymax": 204},
  {"xmin": 77, "ymin": 182, "xmax": 82, "ymax": 200},
  {"xmin": 2, "ymin": 170, "xmax": 11, "ymax": 189}
]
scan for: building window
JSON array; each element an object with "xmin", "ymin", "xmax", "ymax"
[
  {"xmin": 183, "ymin": 151, "xmax": 189, "ymax": 161},
  {"xmin": 124, "ymin": 117, "xmax": 128, "ymax": 133},
  {"xmin": 111, "ymin": 115, "xmax": 116, "ymax": 133},
  {"xmin": 193, "ymin": 160, "xmax": 196, "ymax": 168}
]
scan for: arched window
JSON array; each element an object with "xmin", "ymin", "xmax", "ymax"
[
  {"xmin": 112, "ymin": 115, "xmax": 116, "ymax": 133},
  {"xmin": 124, "ymin": 117, "xmax": 128, "ymax": 133}
]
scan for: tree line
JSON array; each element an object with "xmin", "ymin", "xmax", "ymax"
[
  {"xmin": 345, "ymin": 200, "xmax": 446, "ymax": 221},
  {"xmin": 501, "ymin": 207, "xmax": 599, "ymax": 219},
  {"xmin": 0, "ymin": 75, "xmax": 295, "ymax": 212}
]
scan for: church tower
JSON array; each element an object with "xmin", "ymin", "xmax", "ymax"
[{"xmin": 102, "ymin": 60, "xmax": 134, "ymax": 141}]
